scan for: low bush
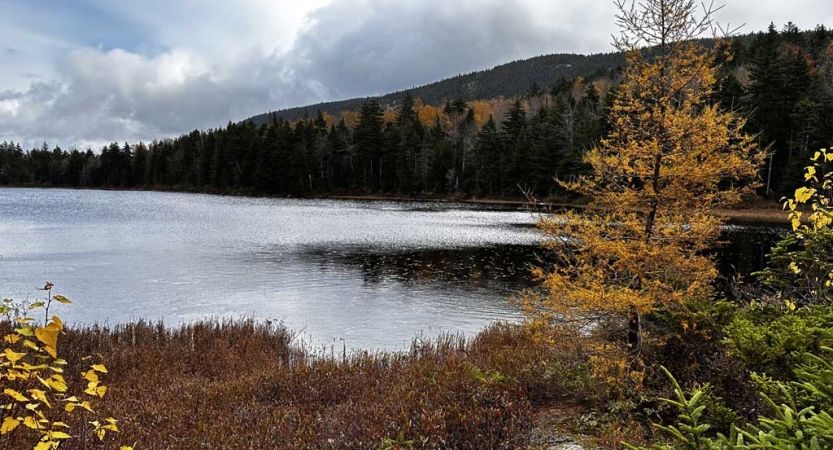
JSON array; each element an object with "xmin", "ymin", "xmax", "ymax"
[
  {"xmin": 0, "ymin": 286, "xmax": 129, "ymax": 450},
  {"xmin": 723, "ymin": 305, "xmax": 833, "ymax": 380},
  {"xmin": 625, "ymin": 347, "xmax": 833, "ymax": 450}
]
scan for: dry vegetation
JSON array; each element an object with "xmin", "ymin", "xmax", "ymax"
[{"xmin": 0, "ymin": 319, "xmax": 617, "ymax": 450}]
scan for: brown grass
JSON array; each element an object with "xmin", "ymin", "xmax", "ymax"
[{"xmin": 0, "ymin": 319, "xmax": 613, "ymax": 450}]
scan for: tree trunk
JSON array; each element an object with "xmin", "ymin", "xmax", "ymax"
[{"xmin": 628, "ymin": 307, "xmax": 641, "ymax": 350}]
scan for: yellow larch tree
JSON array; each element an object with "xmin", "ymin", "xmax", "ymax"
[{"xmin": 522, "ymin": 0, "xmax": 763, "ymax": 369}]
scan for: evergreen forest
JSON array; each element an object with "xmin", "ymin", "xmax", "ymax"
[{"xmin": 1, "ymin": 23, "xmax": 832, "ymax": 200}]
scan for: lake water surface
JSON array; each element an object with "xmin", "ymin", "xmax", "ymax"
[{"xmin": 0, "ymin": 188, "xmax": 788, "ymax": 350}]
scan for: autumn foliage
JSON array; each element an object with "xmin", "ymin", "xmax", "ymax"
[
  {"xmin": 51, "ymin": 321, "xmax": 557, "ymax": 449},
  {"xmin": 0, "ymin": 284, "xmax": 127, "ymax": 450},
  {"xmin": 756, "ymin": 148, "xmax": 833, "ymax": 305},
  {"xmin": 521, "ymin": 0, "xmax": 763, "ymax": 387}
]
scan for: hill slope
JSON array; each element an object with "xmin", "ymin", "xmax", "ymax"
[{"xmin": 247, "ymin": 52, "xmax": 625, "ymax": 125}]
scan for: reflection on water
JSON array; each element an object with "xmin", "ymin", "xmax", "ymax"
[
  {"xmin": 717, "ymin": 224, "xmax": 790, "ymax": 279},
  {"xmin": 299, "ymin": 245, "xmax": 538, "ymax": 289},
  {"xmin": 0, "ymin": 188, "xmax": 790, "ymax": 350}
]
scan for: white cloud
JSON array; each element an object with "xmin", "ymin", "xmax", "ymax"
[{"xmin": 1, "ymin": 0, "xmax": 831, "ymax": 149}]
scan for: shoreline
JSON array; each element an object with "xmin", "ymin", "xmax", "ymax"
[
  {"xmin": 321, "ymin": 194, "xmax": 790, "ymax": 225},
  {"xmin": 1, "ymin": 184, "xmax": 790, "ymax": 224}
]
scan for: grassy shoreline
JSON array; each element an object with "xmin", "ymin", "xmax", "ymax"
[{"xmin": 1, "ymin": 318, "xmax": 612, "ymax": 450}]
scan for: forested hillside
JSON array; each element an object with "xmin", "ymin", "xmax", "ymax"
[
  {"xmin": 247, "ymin": 52, "xmax": 625, "ymax": 125},
  {"xmin": 1, "ymin": 23, "xmax": 831, "ymax": 199}
]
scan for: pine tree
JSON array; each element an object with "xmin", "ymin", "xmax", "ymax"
[
  {"xmin": 473, "ymin": 116, "xmax": 504, "ymax": 196},
  {"xmin": 354, "ymin": 100, "xmax": 385, "ymax": 190}
]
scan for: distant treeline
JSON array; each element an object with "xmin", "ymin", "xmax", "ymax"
[
  {"xmin": 0, "ymin": 86, "xmax": 604, "ymax": 197},
  {"xmin": 1, "ymin": 23, "xmax": 832, "ymax": 198}
]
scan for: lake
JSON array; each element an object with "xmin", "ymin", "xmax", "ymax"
[{"xmin": 0, "ymin": 188, "xmax": 787, "ymax": 350}]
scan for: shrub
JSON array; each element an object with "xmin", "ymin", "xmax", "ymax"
[
  {"xmin": 756, "ymin": 148, "xmax": 833, "ymax": 306},
  {"xmin": 0, "ymin": 283, "xmax": 129, "ymax": 450},
  {"xmin": 625, "ymin": 348, "xmax": 833, "ymax": 450},
  {"xmin": 723, "ymin": 305, "xmax": 833, "ymax": 380}
]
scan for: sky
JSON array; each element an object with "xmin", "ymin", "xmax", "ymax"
[{"xmin": 1, "ymin": 0, "xmax": 831, "ymax": 150}]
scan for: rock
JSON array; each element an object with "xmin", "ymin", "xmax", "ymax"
[
  {"xmin": 529, "ymin": 432, "xmax": 586, "ymax": 450},
  {"xmin": 553, "ymin": 443, "xmax": 585, "ymax": 450}
]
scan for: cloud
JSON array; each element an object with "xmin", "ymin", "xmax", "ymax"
[
  {"xmin": 4, "ymin": 0, "xmax": 594, "ymax": 148},
  {"xmin": 1, "ymin": 0, "xmax": 831, "ymax": 149},
  {"xmin": 285, "ymin": 0, "xmax": 606, "ymax": 99}
]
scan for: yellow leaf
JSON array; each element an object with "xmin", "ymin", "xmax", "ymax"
[
  {"xmin": 791, "ymin": 212, "xmax": 803, "ymax": 231},
  {"xmin": 0, "ymin": 417, "xmax": 20, "ymax": 434},
  {"xmin": 789, "ymin": 262, "xmax": 801, "ymax": 274},
  {"xmin": 51, "ymin": 316, "xmax": 63, "ymax": 330},
  {"xmin": 4, "ymin": 388, "xmax": 29, "ymax": 402},
  {"xmin": 795, "ymin": 187, "xmax": 816, "ymax": 203},
  {"xmin": 3, "ymin": 334, "xmax": 21, "ymax": 344},
  {"xmin": 34, "ymin": 325, "xmax": 59, "ymax": 358},
  {"xmin": 38, "ymin": 375, "xmax": 67, "ymax": 393},
  {"xmin": 64, "ymin": 403, "xmax": 76, "ymax": 413},
  {"xmin": 84, "ymin": 381, "xmax": 104, "ymax": 397},
  {"xmin": 6, "ymin": 369, "xmax": 29, "ymax": 381},
  {"xmin": 52, "ymin": 421, "xmax": 70, "ymax": 428},
  {"xmin": 3, "ymin": 348, "xmax": 27, "ymax": 363},
  {"xmin": 22, "ymin": 362, "xmax": 48, "ymax": 371},
  {"xmin": 83, "ymin": 371, "xmax": 99, "ymax": 383},
  {"xmin": 28, "ymin": 389, "xmax": 51, "ymax": 408},
  {"xmin": 52, "ymin": 295, "xmax": 72, "ymax": 304},
  {"xmin": 48, "ymin": 431, "xmax": 71, "ymax": 439},
  {"xmin": 48, "ymin": 375, "xmax": 67, "ymax": 392},
  {"xmin": 14, "ymin": 326, "xmax": 33, "ymax": 337},
  {"xmin": 805, "ymin": 166, "xmax": 817, "ymax": 181},
  {"xmin": 91, "ymin": 364, "xmax": 108, "ymax": 373},
  {"xmin": 33, "ymin": 442, "xmax": 52, "ymax": 450},
  {"xmin": 23, "ymin": 416, "xmax": 39, "ymax": 429}
]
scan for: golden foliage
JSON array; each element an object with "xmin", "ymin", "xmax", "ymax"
[
  {"xmin": 521, "ymin": 0, "xmax": 763, "ymax": 379},
  {"xmin": 0, "ymin": 284, "xmax": 129, "ymax": 450},
  {"xmin": 382, "ymin": 107, "xmax": 398, "ymax": 124},
  {"xmin": 785, "ymin": 148, "xmax": 833, "ymax": 233},
  {"xmin": 338, "ymin": 110, "xmax": 359, "ymax": 128},
  {"xmin": 469, "ymin": 101, "xmax": 496, "ymax": 127},
  {"xmin": 417, "ymin": 104, "xmax": 440, "ymax": 127}
]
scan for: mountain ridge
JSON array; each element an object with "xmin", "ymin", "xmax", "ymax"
[
  {"xmin": 246, "ymin": 51, "xmax": 625, "ymax": 125},
  {"xmin": 245, "ymin": 31, "xmax": 773, "ymax": 125}
]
